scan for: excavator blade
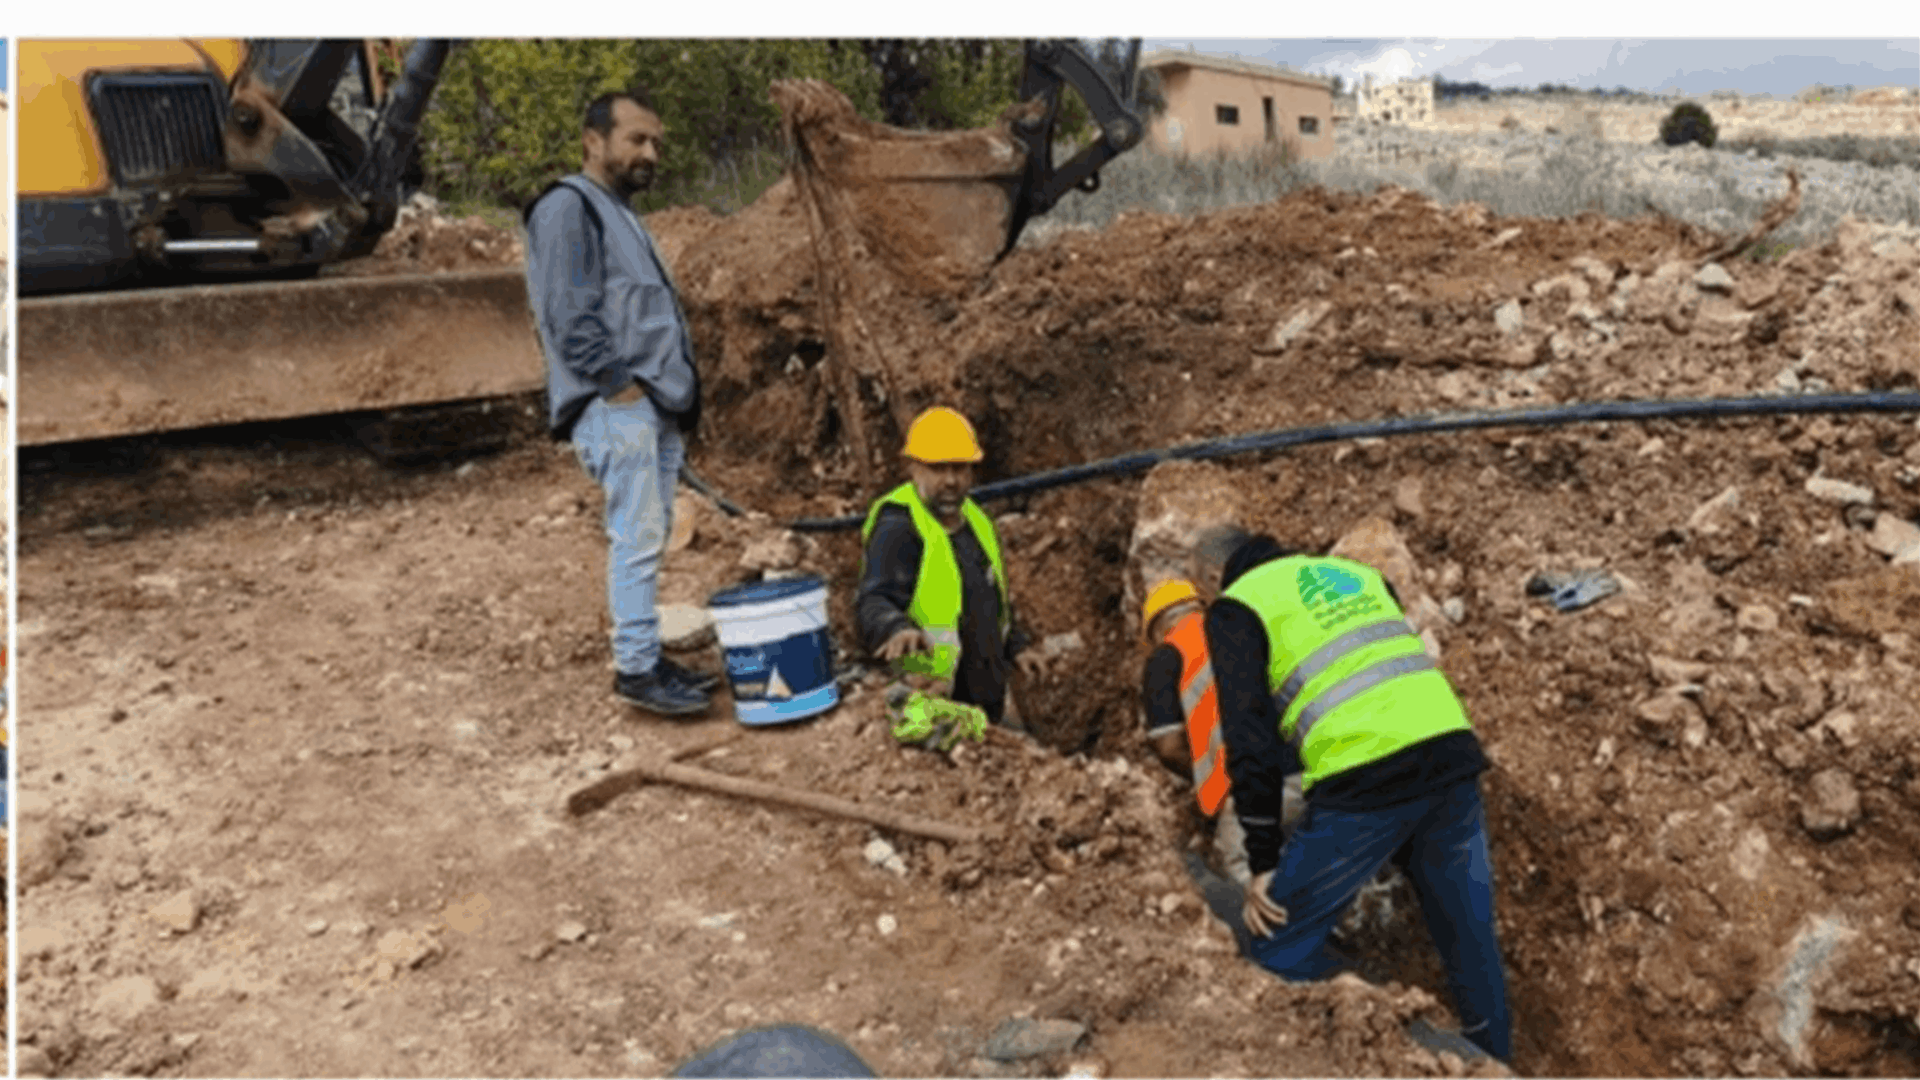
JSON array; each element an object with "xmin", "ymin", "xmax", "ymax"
[{"xmin": 17, "ymin": 269, "xmax": 546, "ymax": 446}]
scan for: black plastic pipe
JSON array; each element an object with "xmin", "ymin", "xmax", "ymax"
[{"xmin": 775, "ymin": 390, "xmax": 1920, "ymax": 533}]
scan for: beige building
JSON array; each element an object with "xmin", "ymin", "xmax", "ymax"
[
  {"xmin": 1139, "ymin": 51, "xmax": 1336, "ymax": 159},
  {"xmin": 1358, "ymin": 77, "xmax": 1435, "ymax": 124}
]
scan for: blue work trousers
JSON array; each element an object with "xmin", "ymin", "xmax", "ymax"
[
  {"xmin": 571, "ymin": 394, "xmax": 685, "ymax": 676},
  {"xmin": 1248, "ymin": 777, "xmax": 1512, "ymax": 1063}
]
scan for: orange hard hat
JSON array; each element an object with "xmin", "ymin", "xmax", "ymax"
[
  {"xmin": 1142, "ymin": 579, "xmax": 1200, "ymax": 640},
  {"xmin": 902, "ymin": 406, "xmax": 983, "ymax": 464}
]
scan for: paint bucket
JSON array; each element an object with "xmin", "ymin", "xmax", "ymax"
[{"xmin": 708, "ymin": 576, "xmax": 839, "ymax": 726}]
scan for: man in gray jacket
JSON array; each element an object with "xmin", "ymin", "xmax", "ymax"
[{"xmin": 524, "ymin": 90, "xmax": 717, "ymax": 717}]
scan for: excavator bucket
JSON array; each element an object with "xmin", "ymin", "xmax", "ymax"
[
  {"xmin": 772, "ymin": 79, "xmax": 1029, "ymax": 291},
  {"xmin": 768, "ymin": 45, "xmax": 1141, "ymax": 478},
  {"xmin": 16, "ymin": 269, "xmax": 545, "ymax": 446}
]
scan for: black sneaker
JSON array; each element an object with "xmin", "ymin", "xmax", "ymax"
[
  {"xmin": 614, "ymin": 669, "xmax": 710, "ymax": 717},
  {"xmin": 657, "ymin": 654, "xmax": 722, "ymax": 694}
]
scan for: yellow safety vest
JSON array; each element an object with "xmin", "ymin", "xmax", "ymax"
[{"xmin": 860, "ymin": 483, "xmax": 1009, "ymax": 680}]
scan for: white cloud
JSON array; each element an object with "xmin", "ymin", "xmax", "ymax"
[
  {"xmin": 1354, "ymin": 46, "xmax": 1420, "ymax": 82},
  {"xmin": 1472, "ymin": 61, "xmax": 1526, "ymax": 81}
]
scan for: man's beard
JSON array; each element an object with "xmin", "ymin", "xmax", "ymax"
[{"xmin": 613, "ymin": 163, "xmax": 655, "ymax": 198}]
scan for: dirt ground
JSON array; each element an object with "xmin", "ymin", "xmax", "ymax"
[{"xmin": 16, "ymin": 159, "xmax": 1920, "ymax": 1078}]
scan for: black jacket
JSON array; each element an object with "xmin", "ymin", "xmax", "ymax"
[{"xmin": 857, "ymin": 504, "xmax": 1030, "ymax": 722}]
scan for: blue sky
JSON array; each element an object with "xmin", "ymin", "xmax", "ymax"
[{"xmin": 1140, "ymin": 39, "xmax": 1920, "ymax": 97}]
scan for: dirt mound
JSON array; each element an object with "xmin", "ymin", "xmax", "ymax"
[
  {"xmin": 649, "ymin": 174, "xmax": 1920, "ymax": 1075},
  {"xmin": 352, "ymin": 194, "xmax": 525, "ymax": 275}
]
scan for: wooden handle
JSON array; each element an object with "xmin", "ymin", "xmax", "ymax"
[{"xmin": 568, "ymin": 755, "xmax": 987, "ymax": 846}]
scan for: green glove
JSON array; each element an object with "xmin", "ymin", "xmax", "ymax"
[{"xmin": 887, "ymin": 686, "xmax": 988, "ymax": 752}]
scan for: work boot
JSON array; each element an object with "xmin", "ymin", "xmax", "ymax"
[
  {"xmin": 614, "ymin": 669, "xmax": 710, "ymax": 717},
  {"xmin": 657, "ymin": 654, "xmax": 722, "ymax": 694}
]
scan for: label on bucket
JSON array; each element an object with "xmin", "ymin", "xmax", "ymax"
[
  {"xmin": 709, "ymin": 578, "xmax": 840, "ymax": 726},
  {"xmin": 722, "ymin": 631, "xmax": 838, "ymax": 725}
]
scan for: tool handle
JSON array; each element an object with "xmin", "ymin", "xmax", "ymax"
[{"xmin": 571, "ymin": 755, "xmax": 987, "ymax": 847}]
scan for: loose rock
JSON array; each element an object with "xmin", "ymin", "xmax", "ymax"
[
  {"xmin": 1804, "ymin": 476, "xmax": 1874, "ymax": 506},
  {"xmin": 1694, "ymin": 263, "xmax": 1736, "ymax": 293},
  {"xmin": 660, "ymin": 603, "xmax": 717, "ymax": 651},
  {"xmin": 1736, "ymin": 605, "xmax": 1779, "ymax": 633},
  {"xmin": 556, "ymin": 920, "xmax": 591, "ymax": 943},
  {"xmin": 1393, "ymin": 477, "xmax": 1426, "ymax": 518},
  {"xmin": 93, "ymin": 975, "xmax": 162, "ymax": 1023},
  {"xmin": 739, "ymin": 531, "xmax": 805, "ymax": 572},
  {"xmin": 984, "ymin": 1017, "xmax": 1088, "ymax": 1061},
  {"xmin": 1865, "ymin": 514, "xmax": 1920, "ymax": 559},
  {"xmin": 1252, "ymin": 299, "xmax": 1333, "ymax": 358},
  {"xmin": 863, "ymin": 838, "xmax": 897, "ymax": 867},
  {"xmin": 1801, "ymin": 769, "xmax": 1862, "ymax": 839},
  {"xmin": 148, "ymin": 888, "xmax": 200, "ymax": 933},
  {"xmin": 1039, "ymin": 631, "xmax": 1085, "ymax": 661},
  {"xmin": 1493, "ymin": 300, "xmax": 1525, "ymax": 336}
]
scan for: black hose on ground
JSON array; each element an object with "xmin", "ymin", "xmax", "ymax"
[
  {"xmin": 679, "ymin": 464, "xmax": 748, "ymax": 518},
  {"xmin": 770, "ymin": 390, "xmax": 1920, "ymax": 533}
]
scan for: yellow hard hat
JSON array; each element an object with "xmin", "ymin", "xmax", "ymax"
[
  {"xmin": 902, "ymin": 406, "xmax": 983, "ymax": 464},
  {"xmin": 1142, "ymin": 579, "xmax": 1200, "ymax": 640}
]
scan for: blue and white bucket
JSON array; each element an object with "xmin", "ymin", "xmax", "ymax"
[{"xmin": 708, "ymin": 576, "xmax": 839, "ymax": 726}]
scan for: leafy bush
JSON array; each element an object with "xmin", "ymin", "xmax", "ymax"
[
  {"xmin": 422, "ymin": 40, "xmax": 883, "ymax": 213},
  {"xmin": 1659, "ymin": 102, "xmax": 1718, "ymax": 149}
]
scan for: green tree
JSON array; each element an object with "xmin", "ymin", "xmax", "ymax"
[
  {"xmin": 1658, "ymin": 101, "xmax": 1718, "ymax": 149},
  {"xmin": 421, "ymin": 39, "xmax": 881, "ymax": 211}
]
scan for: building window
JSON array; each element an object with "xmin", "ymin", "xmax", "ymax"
[
  {"xmin": 1216, "ymin": 104, "xmax": 1240, "ymax": 125},
  {"xmin": 1298, "ymin": 116, "xmax": 1320, "ymax": 136}
]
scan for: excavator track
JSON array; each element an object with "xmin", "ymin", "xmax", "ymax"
[{"xmin": 18, "ymin": 268, "xmax": 545, "ymax": 447}]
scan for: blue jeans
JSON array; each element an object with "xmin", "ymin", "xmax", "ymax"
[
  {"xmin": 1248, "ymin": 777, "xmax": 1512, "ymax": 1063},
  {"xmin": 571, "ymin": 394, "xmax": 685, "ymax": 676}
]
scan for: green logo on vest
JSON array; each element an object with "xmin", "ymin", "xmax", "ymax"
[{"xmin": 1297, "ymin": 564, "xmax": 1382, "ymax": 628}]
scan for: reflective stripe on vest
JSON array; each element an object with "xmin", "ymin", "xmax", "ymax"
[
  {"xmin": 1165, "ymin": 610, "xmax": 1229, "ymax": 816},
  {"xmin": 1289, "ymin": 652, "xmax": 1438, "ymax": 750},
  {"xmin": 1180, "ymin": 664, "xmax": 1215, "ymax": 715},
  {"xmin": 1272, "ymin": 618, "xmax": 1419, "ymax": 720}
]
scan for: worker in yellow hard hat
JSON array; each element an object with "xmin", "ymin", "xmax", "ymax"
[{"xmin": 857, "ymin": 407, "xmax": 1045, "ymax": 727}]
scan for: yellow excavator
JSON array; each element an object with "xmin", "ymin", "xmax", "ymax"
[
  {"xmin": 14, "ymin": 38, "xmax": 1144, "ymax": 449},
  {"xmin": 15, "ymin": 38, "xmax": 542, "ymax": 448}
]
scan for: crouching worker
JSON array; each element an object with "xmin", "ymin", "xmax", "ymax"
[
  {"xmin": 1142, "ymin": 570, "xmax": 1314, "ymax": 885},
  {"xmin": 1140, "ymin": 578, "xmax": 1254, "ymax": 886},
  {"xmin": 1197, "ymin": 525, "xmax": 1513, "ymax": 1064},
  {"xmin": 858, "ymin": 407, "xmax": 1044, "ymax": 740}
]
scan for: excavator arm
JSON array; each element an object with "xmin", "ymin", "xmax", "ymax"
[{"xmin": 1003, "ymin": 38, "xmax": 1145, "ymax": 255}]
